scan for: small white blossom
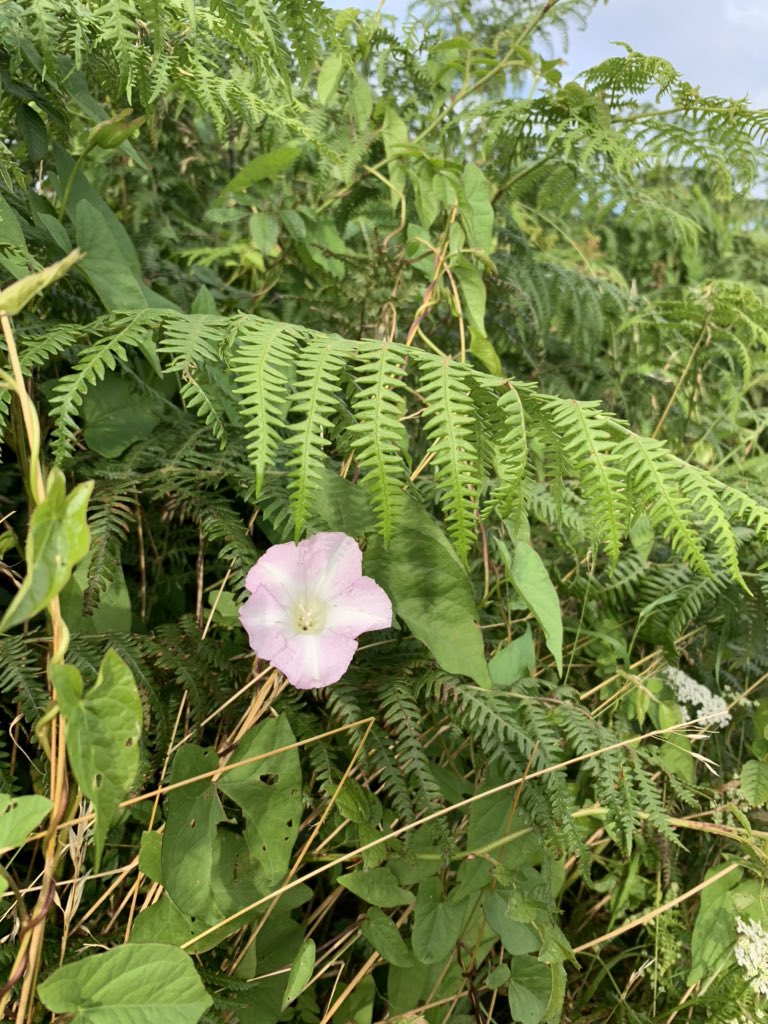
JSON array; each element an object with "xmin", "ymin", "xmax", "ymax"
[
  {"xmin": 664, "ymin": 666, "xmax": 731, "ymax": 729},
  {"xmin": 734, "ymin": 916, "xmax": 768, "ymax": 997}
]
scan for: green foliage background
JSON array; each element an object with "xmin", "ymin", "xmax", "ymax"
[{"xmin": 1, "ymin": 0, "xmax": 768, "ymax": 1021}]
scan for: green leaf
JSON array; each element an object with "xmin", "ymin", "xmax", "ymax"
[
  {"xmin": 365, "ymin": 505, "xmax": 491, "ymax": 687},
  {"xmin": 487, "ymin": 964, "xmax": 511, "ymax": 988},
  {"xmin": 412, "ymin": 167, "xmax": 440, "ymax": 228},
  {"xmin": 0, "ymin": 193, "xmax": 32, "ymax": 279},
  {"xmin": 411, "ymin": 877, "xmax": 469, "ymax": 964},
  {"xmin": 129, "ymin": 895, "xmax": 209, "ymax": 951},
  {"xmin": 317, "ymin": 53, "xmax": 344, "ymax": 105},
  {"xmin": 138, "ymin": 831, "xmax": 164, "ymax": 885},
  {"xmin": 0, "ymin": 794, "xmax": 52, "ymax": 851},
  {"xmin": 461, "ymin": 164, "xmax": 494, "ymax": 252},
  {"xmin": 741, "ymin": 760, "xmax": 768, "ymax": 807},
  {"xmin": 216, "ymin": 144, "xmax": 303, "ymax": 203},
  {"xmin": 360, "ymin": 908, "xmax": 415, "ymax": 967},
  {"xmin": 54, "ymin": 650, "xmax": 142, "ymax": 869},
  {"xmin": 687, "ymin": 866, "xmax": 743, "ymax": 984},
  {"xmin": 249, "ymin": 212, "xmax": 280, "ymax": 254},
  {"xmin": 17, "ymin": 103, "xmax": 49, "ymax": 163},
  {"xmin": 455, "ymin": 262, "xmax": 486, "ymax": 333},
  {"xmin": 60, "ymin": 549, "xmax": 132, "ymax": 635},
  {"xmin": 381, "ymin": 106, "xmax": 408, "ymax": 205},
  {"xmin": 314, "ymin": 468, "xmax": 378, "ymax": 537},
  {"xmin": 0, "ymin": 249, "xmax": 82, "ymax": 315},
  {"xmin": 81, "ymin": 372, "xmax": 161, "ymax": 458},
  {"xmin": 54, "ymin": 145, "xmax": 140, "ymax": 270},
  {"xmin": 1, "ymin": 469, "xmax": 93, "ymax": 632},
  {"xmin": 349, "ymin": 77, "xmax": 373, "ymax": 129},
  {"xmin": 489, "ymin": 627, "xmax": 536, "ymax": 688},
  {"xmin": 470, "ymin": 329, "xmax": 502, "ymax": 376},
  {"xmin": 281, "ymin": 938, "xmax": 316, "ymax": 1009},
  {"xmin": 38, "ymin": 942, "xmax": 212, "ymax": 1023},
  {"xmin": 507, "ymin": 956, "xmax": 552, "ymax": 1024},
  {"xmin": 76, "ymin": 200, "xmax": 148, "ymax": 310},
  {"xmin": 339, "ymin": 867, "xmax": 413, "ymax": 908},
  {"xmin": 509, "ymin": 542, "xmax": 563, "ymax": 675},
  {"xmin": 484, "ymin": 893, "xmax": 540, "ymax": 955}
]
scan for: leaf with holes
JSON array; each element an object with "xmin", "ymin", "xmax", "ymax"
[
  {"xmin": 53, "ymin": 650, "xmax": 142, "ymax": 869},
  {"xmin": 0, "ymin": 794, "xmax": 51, "ymax": 851},
  {"xmin": 217, "ymin": 714, "xmax": 302, "ymax": 887},
  {"xmin": 162, "ymin": 745, "xmax": 227, "ymax": 923}
]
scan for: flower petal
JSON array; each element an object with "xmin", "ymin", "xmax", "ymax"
[
  {"xmin": 239, "ymin": 586, "xmax": 294, "ymax": 663},
  {"xmin": 270, "ymin": 631, "xmax": 359, "ymax": 689},
  {"xmin": 245, "ymin": 541, "xmax": 303, "ymax": 604},
  {"xmin": 298, "ymin": 532, "xmax": 363, "ymax": 602},
  {"xmin": 324, "ymin": 577, "xmax": 393, "ymax": 639}
]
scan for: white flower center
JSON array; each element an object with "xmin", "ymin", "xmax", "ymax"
[{"xmin": 293, "ymin": 599, "xmax": 326, "ymax": 634}]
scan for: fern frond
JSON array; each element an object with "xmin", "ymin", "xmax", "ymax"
[
  {"xmin": 81, "ymin": 486, "xmax": 135, "ymax": 615},
  {"xmin": 233, "ymin": 318, "xmax": 303, "ymax": 495},
  {"xmin": 347, "ymin": 342, "xmax": 409, "ymax": 543},
  {"xmin": 615, "ymin": 434, "xmax": 710, "ymax": 576},
  {"xmin": 0, "ymin": 635, "xmax": 46, "ymax": 722},
  {"xmin": 379, "ymin": 677, "xmax": 446, "ymax": 818},
  {"xmin": 540, "ymin": 397, "xmax": 627, "ymax": 564},
  {"xmin": 285, "ymin": 335, "xmax": 350, "ymax": 536},
  {"xmin": 159, "ymin": 313, "xmax": 233, "ymax": 444},
  {"xmin": 198, "ymin": 497, "xmax": 259, "ymax": 588},
  {"xmin": 415, "ymin": 356, "xmax": 480, "ymax": 562},
  {"xmin": 676, "ymin": 470, "xmax": 744, "ymax": 586},
  {"xmin": 49, "ymin": 312, "xmax": 158, "ymax": 461},
  {"xmin": 480, "ymin": 382, "xmax": 530, "ymax": 524}
]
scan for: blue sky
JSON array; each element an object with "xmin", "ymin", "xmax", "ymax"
[{"xmin": 324, "ymin": 0, "xmax": 768, "ymax": 105}]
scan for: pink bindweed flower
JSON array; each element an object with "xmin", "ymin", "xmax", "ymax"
[{"xmin": 239, "ymin": 532, "xmax": 392, "ymax": 689}]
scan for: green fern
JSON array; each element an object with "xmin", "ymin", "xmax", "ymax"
[
  {"xmin": 347, "ymin": 342, "xmax": 409, "ymax": 543},
  {"xmin": 540, "ymin": 397, "xmax": 627, "ymax": 565},
  {"xmin": 50, "ymin": 312, "xmax": 158, "ymax": 461},
  {"xmin": 233, "ymin": 318, "xmax": 304, "ymax": 496},
  {"xmin": 285, "ymin": 335, "xmax": 350, "ymax": 536},
  {"xmin": 415, "ymin": 355, "xmax": 480, "ymax": 562}
]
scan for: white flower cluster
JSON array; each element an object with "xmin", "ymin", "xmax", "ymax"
[
  {"xmin": 664, "ymin": 666, "xmax": 731, "ymax": 729},
  {"xmin": 734, "ymin": 916, "xmax": 768, "ymax": 997}
]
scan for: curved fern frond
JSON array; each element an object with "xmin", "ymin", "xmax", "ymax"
[
  {"xmin": 615, "ymin": 433, "xmax": 710, "ymax": 577},
  {"xmin": 159, "ymin": 313, "xmax": 233, "ymax": 444},
  {"xmin": 50, "ymin": 312, "xmax": 158, "ymax": 461},
  {"xmin": 542, "ymin": 397, "xmax": 627, "ymax": 565},
  {"xmin": 482, "ymin": 381, "xmax": 530, "ymax": 525}
]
